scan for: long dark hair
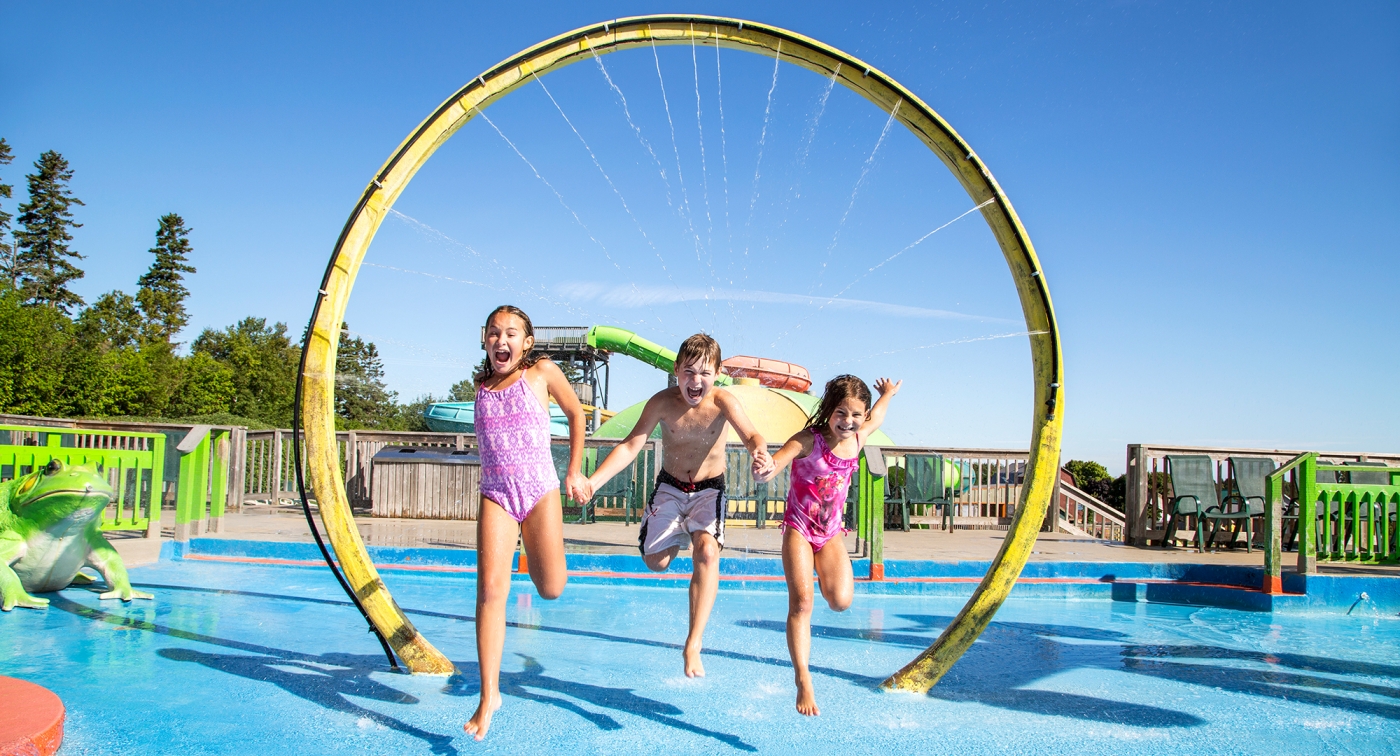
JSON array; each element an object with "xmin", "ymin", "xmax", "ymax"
[
  {"xmin": 474, "ymin": 305, "xmax": 542, "ymax": 384},
  {"xmin": 806, "ymin": 374, "xmax": 873, "ymax": 431}
]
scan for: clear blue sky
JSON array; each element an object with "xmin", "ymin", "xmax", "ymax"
[{"xmin": 2, "ymin": 1, "xmax": 1396, "ymax": 472}]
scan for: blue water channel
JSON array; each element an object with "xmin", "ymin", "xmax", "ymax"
[{"xmin": 2, "ymin": 556, "xmax": 1398, "ymax": 755}]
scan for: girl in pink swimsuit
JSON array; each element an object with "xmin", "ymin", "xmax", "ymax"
[
  {"xmin": 465, "ymin": 305, "xmax": 590, "ymax": 742},
  {"xmin": 760, "ymin": 373, "xmax": 901, "ymax": 717}
]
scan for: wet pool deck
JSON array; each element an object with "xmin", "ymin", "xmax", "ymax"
[{"xmin": 109, "ymin": 505, "xmax": 1395, "ymax": 580}]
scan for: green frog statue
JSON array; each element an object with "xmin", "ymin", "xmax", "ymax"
[{"xmin": 1, "ymin": 458, "xmax": 153, "ymax": 611}]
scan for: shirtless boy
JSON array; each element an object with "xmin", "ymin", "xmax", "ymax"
[{"xmin": 588, "ymin": 334, "xmax": 774, "ymax": 677}]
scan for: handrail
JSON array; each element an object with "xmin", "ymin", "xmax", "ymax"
[
  {"xmin": 1053, "ymin": 480, "xmax": 1124, "ymax": 541},
  {"xmin": 1264, "ymin": 452, "xmax": 1399, "ymax": 592},
  {"xmin": 1263, "ymin": 452, "xmax": 1311, "ymax": 593},
  {"xmin": 1058, "ymin": 481, "xmax": 1125, "ymax": 525}
]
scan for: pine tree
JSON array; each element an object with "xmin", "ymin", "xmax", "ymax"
[
  {"xmin": 136, "ymin": 213, "xmax": 196, "ymax": 343},
  {"xmin": 0, "ymin": 139, "xmax": 14, "ymax": 286},
  {"xmin": 335, "ymin": 323, "xmax": 399, "ymax": 427},
  {"xmin": 14, "ymin": 151, "xmax": 85, "ymax": 312},
  {"xmin": 448, "ymin": 377, "xmax": 476, "ymax": 402}
]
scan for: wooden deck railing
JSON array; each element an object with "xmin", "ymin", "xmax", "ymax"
[
  {"xmin": 0, "ymin": 413, "xmax": 244, "ymax": 538},
  {"xmin": 1051, "ymin": 480, "xmax": 1125, "ymax": 541},
  {"xmin": 1124, "ymin": 443, "xmax": 1400, "ymax": 547}
]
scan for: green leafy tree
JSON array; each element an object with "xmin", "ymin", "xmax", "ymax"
[
  {"xmin": 396, "ymin": 394, "xmax": 440, "ymax": 432},
  {"xmin": 75, "ymin": 291, "xmax": 143, "ymax": 351},
  {"xmin": 448, "ymin": 377, "xmax": 475, "ymax": 402},
  {"xmin": 14, "ymin": 151, "xmax": 85, "ymax": 313},
  {"xmin": 0, "ymin": 139, "xmax": 13, "ymax": 287},
  {"xmin": 1064, "ymin": 460, "xmax": 1110, "ymax": 487},
  {"xmin": 167, "ymin": 352, "xmax": 236, "ymax": 417},
  {"xmin": 1064, "ymin": 459, "xmax": 1125, "ymax": 512},
  {"xmin": 335, "ymin": 324, "xmax": 399, "ymax": 428},
  {"xmin": 0, "ymin": 284, "xmax": 73, "ymax": 415},
  {"xmin": 191, "ymin": 317, "xmax": 298, "ymax": 426},
  {"xmin": 136, "ymin": 213, "xmax": 196, "ymax": 343}
]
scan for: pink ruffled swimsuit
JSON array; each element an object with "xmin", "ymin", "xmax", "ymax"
[
  {"xmin": 783, "ymin": 431, "xmax": 859, "ymax": 551},
  {"xmin": 476, "ymin": 370, "xmax": 558, "ymax": 522}
]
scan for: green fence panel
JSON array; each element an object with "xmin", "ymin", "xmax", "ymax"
[
  {"xmin": 0, "ymin": 424, "xmax": 165, "ymax": 536},
  {"xmin": 1268, "ymin": 453, "xmax": 1400, "ymax": 577}
]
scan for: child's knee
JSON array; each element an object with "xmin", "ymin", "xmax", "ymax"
[
  {"xmin": 819, "ymin": 583, "xmax": 852, "ymax": 612},
  {"xmin": 476, "ymin": 578, "xmax": 511, "ymax": 606},
  {"xmin": 644, "ymin": 550, "xmax": 674, "ymax": 572},
  {"xmin": 693, "ymin": 537, "xmax": 720, "ymax": 565},
  {"xmin": 533, "ymin": 573, "xmax": 567, "ymax": 600},
  {"xmin": 789, "ymin": 592, "xmax": 815, "ymax": 615}
]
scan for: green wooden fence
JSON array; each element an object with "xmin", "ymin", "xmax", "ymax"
[
  {"xmin": 1264, "ymin": 452, "xmax": 1400, "ymax": 590},
  {"xmin": 0, "ymin": 425, "xmax": 166, "ymax": 537},
  {"xmin": 0, "ymin": 422, "xmax": 237, "ymax": 541}
]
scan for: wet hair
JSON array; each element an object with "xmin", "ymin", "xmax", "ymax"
[
  {"xmin": 806, "ymin": 374, "xmax": 873, "ymax": 431},
  {"xmin": 474, "ymin": 305, "xmax": 541, "ymax": 383},
  {"xmin": 674, "ymin": 333, "xmax": 722, "ymax": 373}
]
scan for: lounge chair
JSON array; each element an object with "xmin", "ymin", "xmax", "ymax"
[
  {"xmin": 1226, "ymin": 456, "xmax": 1276, "ymax": 552},
  {"xmin": 891, "ymin": 454, "xmax": 956, "ymax": 532},
  {"xmin": 1163, "ymin": 455, "xmax": 1233, "ymax": 551},
  {"xmin": 587, "ymin": 444, "xmax": 636, "ymax": 523}
]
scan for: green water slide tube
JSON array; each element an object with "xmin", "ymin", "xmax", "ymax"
[{"xmin": 586, "ymin": 326, "xmax": 733, "ymax": 385}]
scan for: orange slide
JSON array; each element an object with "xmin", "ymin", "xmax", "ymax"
[{"xmin": 722, "ymin": 356, "xmax": 812, "ymax": 393}]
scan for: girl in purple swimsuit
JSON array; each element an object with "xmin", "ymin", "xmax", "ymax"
[
  {"xmin": 465, "ymin": 305, "xmax": 591, "ymax": 741},
  {"xmin": 760, "ymin": 374, "xmax": 900, "ymax": 716}
]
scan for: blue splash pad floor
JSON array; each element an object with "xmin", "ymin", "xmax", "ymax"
[{"xmin": 3, "ymin": 559, "xmax": 1399, "ymax": 755}]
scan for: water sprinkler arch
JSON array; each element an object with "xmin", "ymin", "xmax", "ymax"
[{"xmin": 298, "ymin": 14, "xmax": 1064, "ymax": 688}]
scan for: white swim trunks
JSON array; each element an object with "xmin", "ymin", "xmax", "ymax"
[{"xmin": 638, "ymin": 469, "xmax": 727, "ymax": 555}]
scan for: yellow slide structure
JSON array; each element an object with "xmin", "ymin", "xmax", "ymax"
[{"xmin": 300, "ymin": 15, "xmax": 1062, "ymax": 684}]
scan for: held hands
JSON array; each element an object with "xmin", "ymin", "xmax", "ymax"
[
  {"xmin": 874, "ymin": 377, "xmax": 902, "ymax": 397},
  {"xmin": 751, "ymin": 448, "xmax": 776, "ymax": 482},
  {"xmin": 566, "ymin": 472, "xmax": 593, "ymax": 503}
]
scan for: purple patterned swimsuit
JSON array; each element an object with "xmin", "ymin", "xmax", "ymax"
[
  {"xmin": 783, "ymin": 431, "xmax": 859, "ymax": 551},
  {"xmin": 476, "ymin": 370, "xmax": 558, "ymax": 522}
]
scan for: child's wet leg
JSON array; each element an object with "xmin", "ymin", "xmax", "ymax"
[
  {"xmin": 643, "ymin": 546, "xmax": 679, "ymax": 572},
  {"xmin": 521, "ymin": 491, "xmax": 567, "ymax": 600},
  {"xmin": 814, "ymin": 536, "xmax": 854, "ymax": 613},
  {"xmin": 685, "ymin": 531, "xmax": 720, "ymax": 677},
  {"xmin": 466, "ymin": 499, "xmax": 515, "ymax": 740},
  {"xmin": 782, "ymin": 528, "xmax": 820, "ymax": 715}
]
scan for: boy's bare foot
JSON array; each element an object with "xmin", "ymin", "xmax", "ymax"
[
  {"xmin": 463, "ymin": 693, "xmax": 502, "ymax": 741},
  {"xmin": 683, "ymin": 643, "xmax": 706, "ymax": 678},
  {"xmin": 795, "ymin": 678, "xmax": 820, "ymax": 716}
]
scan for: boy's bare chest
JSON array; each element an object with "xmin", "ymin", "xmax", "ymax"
[{"xmin": 661, "ymin": 406, "xmax": 726, "ymax": 444}]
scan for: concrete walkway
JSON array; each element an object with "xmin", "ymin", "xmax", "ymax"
[{"xmin": 102, "ymin": 503, "xmax": 1392, "ymax": 574}]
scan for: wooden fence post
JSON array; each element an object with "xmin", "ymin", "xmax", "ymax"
[
  {"xmin": 1125, "ymin": 444, "xmax": 1147, "ymax": 545},
  {"xmin": 271, "ymin": 429, "xmax": 284, "ymax": 505}
]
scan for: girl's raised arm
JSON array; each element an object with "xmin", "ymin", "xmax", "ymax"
[
  {"xmin": 539, "ymin": 359, "xmax": 591, "ymax": 501},
  {"xmin": 859, "ymin": 378, "xmax": 902, "ymax": 443}
]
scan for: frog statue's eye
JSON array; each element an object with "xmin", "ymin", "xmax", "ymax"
[{"xmin": 45, "ymin": 459, "xmax": 63, "ymax": 475}]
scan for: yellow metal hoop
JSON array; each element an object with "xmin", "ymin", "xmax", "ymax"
[{"xmin": 302, "ymin": 14, "xmax": 1064, "ymax": 686}]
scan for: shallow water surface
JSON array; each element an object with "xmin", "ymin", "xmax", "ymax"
[{"xmin": 2, "ymin": 560, "xmax": 1397, "ymax": 754}]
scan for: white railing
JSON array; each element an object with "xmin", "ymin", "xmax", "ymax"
[{"xmin": 1053, "ymin": 480, "xmax": 1125, "ymax": 541}]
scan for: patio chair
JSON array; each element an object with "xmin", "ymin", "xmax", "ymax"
[
  {"xmin": 1225, "ymin": 456, "xmax": 1276, "ymax": 552},
  {"xmin": 893, "ymin": 454, "xmax": 955, "ymax": 532},
  {"xmin": 587, "ymin": 444, "xmax": 635, "ymax": 523},
  {"xmin": 549, "ymin": 444, "xmax": 591, "ymax": 524},
  {"xmin": 1163, "ymin": 455, "xmax": 1233, "ymax": 552}
]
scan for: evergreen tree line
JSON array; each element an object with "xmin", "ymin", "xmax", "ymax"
[{"xmin": 0, "ymin": 138, "xmax": 472, "ymax": 430}]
